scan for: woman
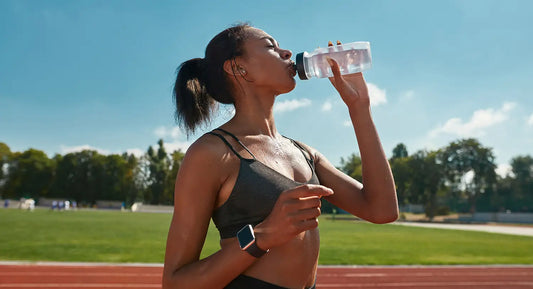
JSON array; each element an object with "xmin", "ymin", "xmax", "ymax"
[{"xmin": 162, "ymin": 24, "xmax": 398, "ymax": 289}]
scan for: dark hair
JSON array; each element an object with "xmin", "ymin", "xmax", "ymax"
[{"xmin": 173, "ymin": 23, "xmax": 251, "ymax": 135}]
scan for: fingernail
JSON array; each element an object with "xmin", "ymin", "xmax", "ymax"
[
  {"xmin": 336, "ymin": 40, "xmax": 341, "ymax": 45},
  {"xmin": 326, "ymin": 56, "xmax": 333, "ymax": 66},
  {"xmin": 328, "ymin": 41, "xmax": 333, "ymax": 47}
]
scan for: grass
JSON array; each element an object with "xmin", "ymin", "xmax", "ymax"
[{"xmin": 1, "ymin": 208, "xmax": 532, "ymax": 265}]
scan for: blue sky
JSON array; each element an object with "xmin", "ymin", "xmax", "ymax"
[{"xmin": 1, "ymin": 0, "xmax": 532, "ymax": 175}]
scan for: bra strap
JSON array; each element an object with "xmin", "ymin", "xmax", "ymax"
[
  {"xmin": 213, "ymin": 128, "xmax": 257, "ymax": 160},
  {"xmin": 287, "ymin": 138, "xmax": 314, "ymax": 164},
  {"xmin": 207, "ymin": 132, "xmax": 246, "ymax": 160}
]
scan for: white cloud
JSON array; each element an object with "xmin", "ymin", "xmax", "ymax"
[
  {"xmin": 126, "ymin": 148, "xmax": 145, "ymax": 158},
  {"xmin": 152, "ymin": 125, "xmax": 192, "ymax": 153},
  {"xmin": 164, "ymin": 141, "xmax": 192, "ymax": 153},
  {"xmin": 367, "ymin": 83, "xmax": 387, "ymax": 107},
  {"xmin": 429, "ymin": 102, "xmax": 516, "ymax": 138},
  {"xmin": 496, "ymin": 164, "xmax": 513, "ymax": 178},
  {"xmin": 321, "ymin": 100, "xmax": 333, "ymax": 112},
  {"xmin": 274, "ymin": 98, "xmax": 312, "ymax": 113},
  {"xmin": 60, "ymin": 145, "xmax": 110, "ymax": 155},
  {"xmin": 60, "ymin": 145, "xmax": 147, "ymax": 157},
  {"xmin": 343, "ymin": 120, "xmax": 352, "ymax": 127},
  {"xmin": 527, "ymin": 113, "xmax": 533, "ymax": 126},
  {"xmin": 154, "ymin": 126, "xmax": 182, "ymax": 139}
]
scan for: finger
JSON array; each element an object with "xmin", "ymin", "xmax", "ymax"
[
  {"xmin": 294, "ymin": 196, "xmax": 322, "ymax": 210},
  {"xmin": 286, "ymin": 184, "xmax": 334, "ymax": 200},
  {"xmin": 327, "ymin": 57, "xmax": 343, "ymax": 89},
  {"xmin": 292, "ymin": 207, "xmax": 321, "ymax": 221},
  {"xmin": 296, "ymin": 218, "xmax": 320, "ymax": 232}
]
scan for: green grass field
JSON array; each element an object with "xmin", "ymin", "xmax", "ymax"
[{"xmin": 1, "ymin": 208, "xmax": 532, "ymax": 265}]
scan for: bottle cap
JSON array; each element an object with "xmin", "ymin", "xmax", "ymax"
[{"xmin": 295, "ymin": 52, "xmax": 309, "ymax": 80}]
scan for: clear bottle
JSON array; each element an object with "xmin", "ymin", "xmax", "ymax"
[{"xmin": 294, "ymin": 41, "xmax": 372, "ymax": 80}]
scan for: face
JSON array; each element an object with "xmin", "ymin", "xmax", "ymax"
[{"xmin": 236, "ymin": 28, "xmax": 296, "ymax": 95}]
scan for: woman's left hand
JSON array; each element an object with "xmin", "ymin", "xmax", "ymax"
[{"xmin": 327, "ymin": 41, "xmax": 370, "ymax": 110}]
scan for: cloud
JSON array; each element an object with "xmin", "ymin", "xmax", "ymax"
[
  {"xmin": 60, "ymin": 145, "xmax": 111, "ymax": 155},
  {"xmin": 321, "ymin": 100, "xmax": 333, "ymax": 112},
  {"xmin": 274, "ymin": 98, "xmax": 312, "ymax": 113},
  {"xmin": 154, "ymin": 126, "xmax": 181, "ymax": 139},
  {"xmin": 163, "ymin": 140, "xmax": 192, "ymax": 153},
  {"xmin": 153, "ymin": 125, "xmax": 192, "ymax": 153},
  {"xmin": 528, "ymin": 113, "xmax": 533, "ymax": 126},
  {"xmin": 60, "ymin": 145, "xmax": 147, "ymax": 157},
  {"xmin": 367, "ymin": 83, "xmax": 387, "ymax": 107},
  {"xmin": 496, "ymin": 164, "xmax": 513, "ymax": 178},
  {"xmin": 429, "ymin": 102, "xmax": 516, "ymax": 138},
  {"xmin": 125, "ymin": 148, "xmax": 145, "ymax": 157}
]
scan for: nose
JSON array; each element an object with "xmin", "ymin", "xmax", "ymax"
[{"xmin": 280, "ymin": 48, "xmax": 292, "ymax": 60}]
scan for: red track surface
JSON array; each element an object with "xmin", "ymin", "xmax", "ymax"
[{"xmin": 1, "ymin": 264, "xmax": 532, "ymax": 289}]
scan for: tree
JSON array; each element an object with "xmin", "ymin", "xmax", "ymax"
[
  {"xmin": 439, "ymin": 139, "xmax": 497, "ymax": 213},
  {"xmin": 145, "ymin": 139, "xmax": 171, "ymax": 205},
  {"xmin": 4, "ymin": 149, "xmax": 55, "ymax": 199},
  {"xmin": 509, "ymin": 155, "xmax": 533, "ymax": 212},
  {"xmin": 161, "ymin": 150, "xmax": 185, "ymax": 205},
  {"xmin": 0, "ymin": 142, "xmax": 12, "ymax": 197},
  {"xmin": 407, "ymin": 150, "xmax": 445, "ymax": 220},
  {"xmin": 390, "ymin": 143, "xmax": 410, "ymax": 206},
  {"xmin": 338, "ymin": 153, "xmax": 362, "ymax": 180},
  {"xmin": 392, "ymin": 143, "xmax": 408, "ymax": 159}
]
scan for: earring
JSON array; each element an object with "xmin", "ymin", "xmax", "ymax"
[{"xmin": 239, "ymin": 68, "xmax": 246, "ymax": 75}]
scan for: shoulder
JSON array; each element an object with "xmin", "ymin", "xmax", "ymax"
[
  {"xmin": 178, "ymin": 132, "xmax": 236, "ymax": 184},
  {"xmin": 290, "ymin": 139, "xmax": 325, "ymax": 164}
]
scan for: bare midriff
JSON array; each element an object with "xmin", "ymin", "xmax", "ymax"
[{"xmin": 220, "ymin": 228, "xmax": 319, "ymax": 288}]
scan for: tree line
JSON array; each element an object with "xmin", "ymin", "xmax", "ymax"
[
  {"xmin": 336, "ymin": 138, "xmax": 533, "ymax": 219},
  {"xmin": 1, "ymin": 138, "xmax": 532, "ymax": 218},
  {"xmin": 0, "ymin": 139, "xmax": 183, "ymax": 207}
]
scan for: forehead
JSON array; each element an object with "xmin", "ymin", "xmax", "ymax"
[{"xmin": 244, "ymin": 28, "xmax": 276, "ymax": 43}]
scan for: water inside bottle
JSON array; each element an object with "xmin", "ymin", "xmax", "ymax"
[{"xmin": 311, "ymin": 48, "xmax": 371, "ymax": 78}]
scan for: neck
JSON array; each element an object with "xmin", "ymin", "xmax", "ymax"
[{"xmin": 229, "ymin": 89, "xmax": 279, "ymax": 138}]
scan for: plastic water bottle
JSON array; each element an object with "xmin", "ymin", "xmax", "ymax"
[{"xmin": 294, "ymin": 41, "xmax": 372, "ymax": 80}]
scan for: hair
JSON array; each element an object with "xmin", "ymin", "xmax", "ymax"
[{"xmin": 173, "ymin": 23, "xmax": 251, "ymax": 135}]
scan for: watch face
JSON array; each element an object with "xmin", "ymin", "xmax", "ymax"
[{"xmin": 237, "ymin": 225, "xmax": 255, "ymax": 249}]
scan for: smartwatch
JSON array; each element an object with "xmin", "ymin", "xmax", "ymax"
[{"xmin": 236, "ymin": 224, "xmax": 269, "ymax": 258}]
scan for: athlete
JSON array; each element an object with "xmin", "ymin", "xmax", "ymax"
[{"xmin": 162, "ymin": 24, "xmax": 398, "ymax": 289}]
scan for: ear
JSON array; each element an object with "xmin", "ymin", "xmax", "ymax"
[{"xmin": 223, "ymin": 59, "xmax": 237, "ymax": 76}]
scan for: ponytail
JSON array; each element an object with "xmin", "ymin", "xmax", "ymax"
[
  {"xmin": 173, "ymin": 23, "xmax": 251, "ymax": 135},
  {"xmin": 173, "ymin": 58, "xmax": 215, "ymax": 135}
]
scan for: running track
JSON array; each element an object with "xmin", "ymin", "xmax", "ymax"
[{"xmin": 1, "ymin": 263, "xmax": 533, "ymax": 288}]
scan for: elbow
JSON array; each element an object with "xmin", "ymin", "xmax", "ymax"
[
  {"xmin": 162, "ymin": 269, "xmax": 180, "ymax": 289},
  {"xmin": 370, "ymin": 213, "xmax": 398, "ymax": 224},
  {"xmin": 368, "ymin": 207, "xmax": 399, "ymax": 224},
  {"xmin": 161, "ymin": 273, "xmax": 172, "ymax": 289}
]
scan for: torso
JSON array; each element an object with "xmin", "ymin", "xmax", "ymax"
[{"xmin": 210, "ymin": 129, "xmax": 319, "ymax": 288}]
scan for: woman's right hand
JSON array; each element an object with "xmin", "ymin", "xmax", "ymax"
[{"xmin": 253, "ymin": 184, "xmax": 334, "ymax": 250}]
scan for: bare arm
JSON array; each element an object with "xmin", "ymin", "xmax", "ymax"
[
  {"xmin": 306, "ymin": 52, "xmax": 398, "ymax": 223},
  {"xmin": 162, "ymin": 139, "xmax": 258, "ymax": 289}
]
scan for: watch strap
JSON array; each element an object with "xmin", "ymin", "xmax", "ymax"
[{"xmin": 245, "ymin": 240, "xmax": 268, "ymax": 258}]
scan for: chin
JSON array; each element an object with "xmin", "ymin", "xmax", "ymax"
[{"xmin": 279, "ymin": 79, "xmax": 296, "ymax": 94}]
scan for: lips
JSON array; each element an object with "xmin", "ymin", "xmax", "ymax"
[{"xmin": 288, "ymin": 61, "xmax": 297, "ymax": 77}]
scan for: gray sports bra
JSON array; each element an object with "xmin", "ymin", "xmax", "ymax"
[{"xmin": 207, "ymin": 128, "xmax": 320, "ymax": 239}]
